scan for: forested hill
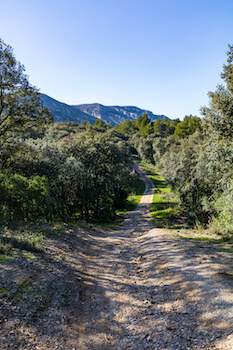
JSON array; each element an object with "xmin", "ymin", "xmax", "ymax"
[{"xmin": 41, "ymin": 93, "xmax": 168, "ymax": 125}]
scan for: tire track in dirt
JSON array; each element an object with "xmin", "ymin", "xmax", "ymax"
[{"xmin": 75, "ymin": 163, "xmax": 233, "ymax": 350}]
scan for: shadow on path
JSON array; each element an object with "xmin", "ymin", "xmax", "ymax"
[{"xmin": 75, "ymin": 164, "xmax": 233, "ymax": 349}]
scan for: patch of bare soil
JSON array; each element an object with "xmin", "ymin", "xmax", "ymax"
[{"xmin": 1, "ymin": 164, "xmax": 233, "ymax": 349}]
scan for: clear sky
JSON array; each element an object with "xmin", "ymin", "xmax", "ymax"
[{"xmin": 1, "ymin": 0, "xmax": 233, "ymax": 119}]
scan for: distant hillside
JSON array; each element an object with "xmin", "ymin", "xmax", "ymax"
[
  {"xmin": 74, "ymin": 103, "xmax": 168, "ymax": 125},
  {"xmin": 41, "ymin": 94, "xmax": 98, "ymax": 124},
  {"xmin": 41, "ymin": 94, "xmax": 169, "ymax": 125}
]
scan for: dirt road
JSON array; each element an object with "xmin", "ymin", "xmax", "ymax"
[
  {"xmin": 75, "ymin": 164, "xmax": 233, "ymax": 349},
  {"xmin": 1, "ymin": 164, "xmax": 233, "ymax": 349}
]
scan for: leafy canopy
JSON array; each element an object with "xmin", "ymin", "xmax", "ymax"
[
  {"xmin": 201, "ymin": 44, "xmax": 233, "ymax": 139},
  {"xmin": 0, "ymin": 38, "xmax": 52, "ymax": 140}
]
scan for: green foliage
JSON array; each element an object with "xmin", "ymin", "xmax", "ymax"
[
  {"xmin": 155, "ymin": 44, "xmax": 233, "ymax": 235},
  {"xmin": 221, "ymin": 44, "xmax": 233, "ymax": 93},
  {"xmin": 154, "ymin": 117, "xmax": 179, "ymax": 137},
  {"xmin": 94, "ymin": 119, "xmax": 110, "ymax": 129},
  {"xmin": 213, "ymin": 189, "xmax": 233, "ymax": 235},
  {"xmin": 63, "ymin": 131, "xmax": 134, "ymax": 221},
  {"xmin": 137, "ymin": 166, "xmax": 181, "ymax": 228},
  {"xmin": 136, "ymin": 136, "xmax": 155, "ymax": 164},
  {"xmin": 3, "ymin": 39, "xmax": 233, "ymax": 232},
  {"xmin": 1, "ymin": 128, "xmax": 134, "ymax": 222},
  {"xmin": 114, "ymin": 114, "xmax": 180, "ymax": 138},
  {"xmin": 201, "ymin": 46, "xmax": 233, "ymax": 139},
  {"xmin": 114, "ymin": 118, "xmax": 138, "ymax": 135},
  {"xmin": 174, "ymin": 115, "xmax": 202, "ymax": 139},
  {"xmin": 0, "ymin": 39, "xmax": 135, "ymax": 224},
  {"xmin": 117, "ymin": 176, "xmax": 145, "ymax": 213},
  {"xmin": 0, "ymin": 39, "xmax": 52, "ymax": 141},
  {"xmin": 201, "ymin": 85, "xmax": 233, "ymax": 139},
  {"xmin": 0, "ymin": 171, "xmax": 50, "ymax": 221},
  {"xmin": 44, "ymin": 121, "xmax": 85, "ymax": 141},
  {"xmin": 159, "ymin": 131, "xmax": 212, "ymax": 222}
]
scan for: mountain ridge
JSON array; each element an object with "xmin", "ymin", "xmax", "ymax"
[
  {"xmin": 41, "ymin": 93, "xmax": 169, "ymax": 125},
  {"xmin": 40, "ymin": 94, "xmax": 98, "ymax": 124}
]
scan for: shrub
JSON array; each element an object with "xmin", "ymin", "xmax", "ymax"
[{"xmin": 0, "ymin": 170, "xmax": 50, "ymax": 221}]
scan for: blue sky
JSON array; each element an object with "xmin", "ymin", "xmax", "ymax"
[{"xmin": 1, "ymin": 0, "xmax": 233, "ymax": 119}]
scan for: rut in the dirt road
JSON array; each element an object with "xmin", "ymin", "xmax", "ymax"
[{"xmin": 76, "ymin": 163, "xmax": 233, "ymax": 350}]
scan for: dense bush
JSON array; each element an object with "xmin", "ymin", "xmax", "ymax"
[
  {"xmin": 2, "ymin": 128, "xmax": 135, "ymax": 222},
  {"xmin": 0, "ymin": 171, "xmax": 50, "ymax": 221}
]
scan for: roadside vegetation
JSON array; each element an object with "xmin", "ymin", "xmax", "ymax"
[
  {"xmin": 139, "ymin": 163, "xmax": 233, "ymax": 255},
  {"xmin": 130, "ymin": 42, "xmax": 233, "ymax": 251},
  {"xmin": 118, "ymin": 45, "xmax": 233, "ymax": 246},
  {"xmin": 0, "ymin": 39, "xmax": 138, "ymax": 227},
  {"xmin": 116, "ymin": 176, "xmax": 145, "ymax": 214},
  {"xmin": 149, "ymin": 171, "xmax": 181, "ymax": 229},
  {"xmin": 139, "ymin": 162, "xmax": 185, "ymax": 228},
  {"xmin": 1, "ymin": 38, "xmax": 233, "ymax": 255}
]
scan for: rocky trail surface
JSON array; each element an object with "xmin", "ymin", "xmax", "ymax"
[{"xmin": 1, "ymin": 164, "xmax": 233, "ymax": 349}]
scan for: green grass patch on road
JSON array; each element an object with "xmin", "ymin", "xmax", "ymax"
[{"xmin": 140, "ymin": 163, "xmax": 182, "ymax": 228}]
